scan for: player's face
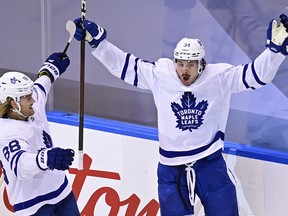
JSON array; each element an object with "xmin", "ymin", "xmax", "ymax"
[
  {"xmin": 175, "ymin": 60, "xmax": 199, "ymax": 86},
  {"xmin": 20, "ymin": 94, "xmax": 35, "ymax": 117}
]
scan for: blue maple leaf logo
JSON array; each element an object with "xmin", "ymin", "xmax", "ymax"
[
  {"xmin": 42, "ymin": 130, "xmax": 53, "ymax": 148},
  {"xmin": 10, "ymin": 77, "xmax": 17, "ymax": 84},
  {"xmin": 171, "ymin": 92, "xmax": 208, "ymax": 132}
]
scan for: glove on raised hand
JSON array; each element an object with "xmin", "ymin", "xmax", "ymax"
[
  {"xmin": 266, "ymin": 14, "xmax": 288, "ymax": 55},
  {"xmin": 37, "ymin": 147, "xmax": 75, "ymax": 171},
  {"xmin": 38, "ymin": 52, "xmax": 70, "ymax": 83},
  {"xmin": 74, "ymin": 18, "xmax": 107, "ymax": 48}
]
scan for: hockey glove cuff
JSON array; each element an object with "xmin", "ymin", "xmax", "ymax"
[
  {"xmin": 38, "ymin": 52, "xmax": 70, "ymax": 83},
  {"xmin": 83, "ymin": 19, "xmax": 107, "ymax": 48},
  {"xmin": 36, "ymin": 148, "xmax": 49, "ymax": 171},
  {"xmin": 37, "ymin": 147, "xmax": 75, "ymax": 171}
]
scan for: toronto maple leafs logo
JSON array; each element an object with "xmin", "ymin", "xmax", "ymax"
[
  {"xmin": 171, "ymin": 92, "xmax": 208, "ymax": 132},
  {"xmin": 10, "ymin": 77, "xmax": 17, "ymax": 84}
]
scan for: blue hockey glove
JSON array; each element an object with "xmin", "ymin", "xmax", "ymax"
[
  {"xmin": 74, "ymin": 18, "xmax": 107, "ymax": 48},
  {"xmin": 37, "ymin": 52, "xmax": 70, "ymax": 83},
  {"xmin": 74, "ymin": 18, "xmax": 85, "ymax": 41},
  {"xmin": 37, "ymin": 147, "xmax": 75, "ymax": 171},
  {"xmin": 266, "ymin": 14, "xmax": 288, "ymax": 55}
]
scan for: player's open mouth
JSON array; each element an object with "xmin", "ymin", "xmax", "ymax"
[{"xmin": 183, "ymin": 75, "xmax": 190, "ymax": 81}]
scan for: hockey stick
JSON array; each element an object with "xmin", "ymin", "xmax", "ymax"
[
  {"xmin": 78, "ymin": 0, "xmax": 87, "ymax": 170},
  {"xmin": 62, "ymin": 20, "xmax": 76, "ymax": 55}
]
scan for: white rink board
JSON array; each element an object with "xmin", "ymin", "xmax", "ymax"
[{"xmin": 1, "ymin": 113, "xmax": 288, "ymax": 216}]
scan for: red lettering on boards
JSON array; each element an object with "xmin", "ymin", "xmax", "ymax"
[{"xmin": 1, "ymin": 154, "xmax": 159, "ymax": 215}]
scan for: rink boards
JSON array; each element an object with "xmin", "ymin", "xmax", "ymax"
[{"xmin": 0, "ymin": 111, "xmax": 288, "ymax": 216}]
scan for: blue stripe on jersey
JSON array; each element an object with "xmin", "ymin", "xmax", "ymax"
[
  {"xmin": 133, "ymin": 58, "xmax": 140, "ymax": 86},
  {"xmin": 242, "ymin": 64, "xmax": 250, "ymax": 89},
  {"xmin": 143, "ymin": 60, "xmax": 155, "ymax": 65},
  {"xmin": 121, "ymin": 53, "xmax": 131, "ymax": 80},
  {"xmin": 242, "ymin": 62, "xmax": 266, "ymax": 90},
  {"xmin": 13, "ymin": 151, "xmax": 25, "ymax": 177},
  {"xmin": 34, "ymin": 83, "xmax": 47, "ymax": 96},
  {"xmin": 121, "ymin": 56, "xmax": 155, "ymax": 86},
  {"xmin": 159, "ymin": 131, "xmax": 224, "ymax": 158},
  {"xmin": 10, "ymin": 150, "xmax": 25, "ymax": 171},
  {"xmin": 13, "ymin": 176, "xmax": 69, "ymax": 211},
  {"xmin": 251, "ymin": 61, "xmax": 266, "ymax": 86}
]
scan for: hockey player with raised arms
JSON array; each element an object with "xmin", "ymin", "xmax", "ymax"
[
  {"xmin": 0, "ymin": 53, "xmax": 80, "ymax": 215},
  {"xmin": 73, "ymin": 14, "xmax": 288, "ymax": 216}
]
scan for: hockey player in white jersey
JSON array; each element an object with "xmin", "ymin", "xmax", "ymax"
[
  {"xmin": 0, "ymin": 53, "xmax": 80, "ymax": 215},
  {"xmin": 73, "ymin": 14, "xmax": 288, "ymax": 216}
]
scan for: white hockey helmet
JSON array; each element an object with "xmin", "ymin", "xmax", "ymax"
[
  {"xmin": 0, "ymin": 71, "xmax": 34, "ymax": 104},
  {"xmin": 174, "ymin": 38, "xmax": 205, "ymax": 61}
]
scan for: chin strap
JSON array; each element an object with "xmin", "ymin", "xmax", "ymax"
[{"xmin": 10, "ymin": 102, "xmax": 28, "ymax": 120}]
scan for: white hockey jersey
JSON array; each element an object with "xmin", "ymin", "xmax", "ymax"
[
  {"xmin": 0, "ymin": 76, "xmax": 72, "ymax": 215},
  {"xmin": 92, "ymin": 40, "xmax": 286, "ymax": 166}
]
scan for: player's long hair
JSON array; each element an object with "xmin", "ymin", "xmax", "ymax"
[{"xmin": 0, "ymin": 97, "xmax": 13, "ymax": 118}]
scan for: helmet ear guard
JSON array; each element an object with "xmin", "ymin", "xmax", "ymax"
[
  {"xmin": 0, "ymin": 72, "xmax": 34, "ymax": 104},
  {"xmin": 198, "ymin": 58, "xmax": 206, "ymax": 75}
]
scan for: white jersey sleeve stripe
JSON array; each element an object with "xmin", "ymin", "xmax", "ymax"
[
  {"xmin": 120, "ymin": 53, "xmax": 131, "ymax": 81},
  {"xmin": 34, "ymin": 83, "xmax": 47, "ymax": 96},
  {"xmin": 10, "ymin": 150, "xmax": 24, "ymax": 171},
  {"xmin": 133, "ymin": 57, "xmax": 140, "ymax": 86},
  {"xmin": 242, "ymin": 64, "xmax": 254, "ymax": 89},
  {"xmin": 251, "ymin": 61, "xmax": 267, "ymax": 86},
  {"xmin": 13, "ymin": 176, "xmax": 69, "ymax": 212},
  {"xmin": 12, "ymin": 151, "xmax": 25, "ymax": 177}
]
